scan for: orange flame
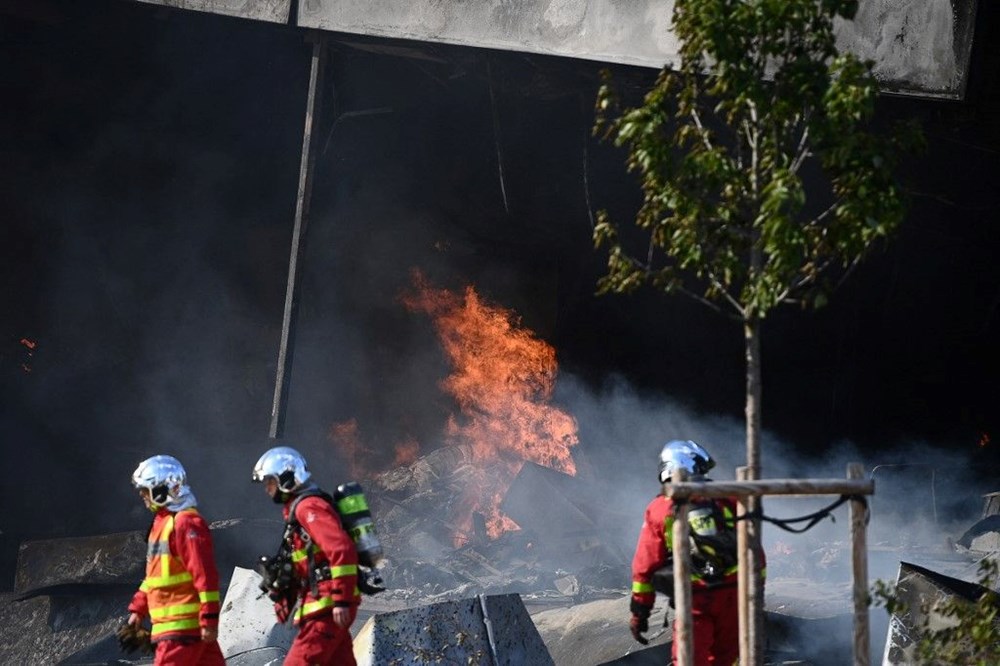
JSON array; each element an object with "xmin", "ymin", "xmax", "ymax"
[
  {"xmin": 327, "ymin": 418, "xmax": 373, "ymax": 480},
  {"xmin": 979, "ymin": 432, "xmax": 991, "ymax": 448},
  {"xmin": 403, "ymin": 272, "xmax": 579, "ymax": 538}
]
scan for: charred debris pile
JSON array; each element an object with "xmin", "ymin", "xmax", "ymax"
[{"xmin": 4, "ymin": 448, "xmax": 1000, "ymax": 664}]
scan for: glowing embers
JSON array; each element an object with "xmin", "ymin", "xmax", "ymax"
[{"xmin": 19, "ymin": 337, "xmax": 37, "ymax": 373}]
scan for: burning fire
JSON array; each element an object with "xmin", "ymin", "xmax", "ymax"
[
  {"xmin": 401, "ymin": 272, "xmax": 579, "ymax": 539},
  {"xmin": 327, "ymin": 273, "xmax": 579, "ymax": 543}
]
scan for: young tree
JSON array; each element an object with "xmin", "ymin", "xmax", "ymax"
[
  {"xmin": 595, "ymin": 0, "xmax": 919, "ymax": 478},
  {"xmin": 595, "ymin": 1, "xmax": 921, "ymax": 660}
]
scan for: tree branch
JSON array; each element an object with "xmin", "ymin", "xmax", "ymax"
[
  {"xmin": 790, "ymin": 121, "xmax": 811, "ymax": 174},
  {"xmin": 676, "ymin": 284, "xmax": 742, "ymax": 321},
  {"xmin": 690, "ymin": 105, "xmax": 715, "ymax": 152}
]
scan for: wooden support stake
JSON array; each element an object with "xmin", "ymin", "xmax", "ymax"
[
  {"xmin": 664, "ymin": 478, "xmax": 873, "ymax": 498},
  {"xmin": 737, "ymin": 466, "xmax": 750, "ymax": 665},
  {"xmin": 269, "ymin": 33, "xmax": 327, "ymax": 439},
  {"xmin": 850, "ymin": 462, "xmax": 871, "ymax": 666},
  {"xmin": 662, "ymin": 466, "xmax": 874, "ymax": 665},
  {"xmin": 745, "ymin": 494, "xmax": 763, "ymax": 665},
  {"xmin": 672, "ymin": 468, "xmax": 693, "ymax": 666}
]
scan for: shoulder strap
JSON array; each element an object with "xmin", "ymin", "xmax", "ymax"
[{"xmin": 286, "ymin": 490, "xmax": 336, "ymax": 530}]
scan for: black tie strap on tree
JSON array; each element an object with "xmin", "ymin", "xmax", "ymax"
[{"xmin": 736, "ymin": 494, "xmax": 868, "ymax": 534}]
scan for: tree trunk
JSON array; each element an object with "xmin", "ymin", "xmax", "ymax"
[
  {"xmin": 744, "ymin": 317, "xmax": 761, "ymax": 474},
  {"xmin": 744, "ymin": 316, "xmax": 765, "ymax": 664}
]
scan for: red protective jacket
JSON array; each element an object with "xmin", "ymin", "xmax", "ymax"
[
  {"xmin": 129, "ymin": 508, "xmax": 221, "ymax": 640},
  {"xmin": 283, "ymin": 493, "xmax": 360, "ymax": 623},
  {"xmin": 631, "ymin": 494, "xmax": 750, "ymax": 608}
]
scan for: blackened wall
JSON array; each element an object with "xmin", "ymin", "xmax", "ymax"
[{"xmin": 1, "ymin": 0, "xmax": 998, "ymax": 587}]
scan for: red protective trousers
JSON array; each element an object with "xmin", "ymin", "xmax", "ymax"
[
  {"xmin": 154, "ymin": 638, "xmax": 225, "ymax": 666},
  {"xmin": 672, "ymin": 584, "xmax": 739, "ymax": 666},
  {"xmin": 283, "ymin": 607, "xmax": 358, "ymax": 666}
]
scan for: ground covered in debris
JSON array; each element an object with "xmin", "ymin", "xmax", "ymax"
[{"xmin": 3, "ymin": 451, "xmax": 997, "ymax": 665}]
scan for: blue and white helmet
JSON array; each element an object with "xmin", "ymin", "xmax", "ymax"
[
  {"xmin": 132, "ymin": 454, "xmax": 197, "ymax": 510},
  {"xmin": 658, "ymin": 440, "xmax": 715, "ymax": 483},
  {"xmin": 252, "ymin": 446, "xmax": 312, "ymax": 493}
]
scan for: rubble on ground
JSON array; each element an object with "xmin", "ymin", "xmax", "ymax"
[{"xmin": 4, "ymin": 448, "xmax": 998, "ymax": 665}]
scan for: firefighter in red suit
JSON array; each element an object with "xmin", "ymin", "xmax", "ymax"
[
  {"xmin": 127, "ymin": 455, "xmax": 225, "ymax": 666},
  {"xmin": 253, "ymin": 446, "xmax": 361, "ymax": 666},
  {"xmin": 630, "ymin": 440, "xmax": 763, "ymax": 666}
]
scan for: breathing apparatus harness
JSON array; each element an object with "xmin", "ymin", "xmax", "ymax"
[
  {"xmin": 256, "ymin": 519, "xmax": 299, "ymax": 610},
  {"xmin": 257, "ymin": 486, "xmax": 386, "ymax": 609}
]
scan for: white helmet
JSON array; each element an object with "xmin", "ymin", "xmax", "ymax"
[
  {"xmin": 658, "ymin": 440, "xmax": 715, "ymax": 483},
  {"xmin": 132, "ymin": 455, "xmax": 196, "ymax": 510},
  {"xmin": 252, "ymin": 446, "xmax": 312, "ymax": 494}
]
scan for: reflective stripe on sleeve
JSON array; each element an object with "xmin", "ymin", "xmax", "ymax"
[{"xmin": 329, "ymin": 564, "xmax": 357, "ymax": 578}]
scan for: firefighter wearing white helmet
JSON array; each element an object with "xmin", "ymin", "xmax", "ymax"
[
  {"xmin": 125, "ymin": 455, "xmax": 224, "ymax": 665},
  {"xmin": 657, "ymin": 439, "xmax": 715, "ymax": 483},
  {"xmin": 252, "ymin": 446, "xmax": 361, "ymax": 666},
  {"xmin": 629, "ymin": 439, "xmax": 751, "ymax": 666}
]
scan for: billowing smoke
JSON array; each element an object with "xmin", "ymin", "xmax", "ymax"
[{"xmin": 3, "ymin": 1, "xmax": 999, "ymax": 615}]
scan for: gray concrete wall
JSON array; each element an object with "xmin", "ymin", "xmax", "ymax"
[
  {"xmin": 122, "ymin": 0, "xmax": 983, "ymax": 98},
  {"xmin": 298, "ymin": 0, "xmax": 677, "ymax": 69},
  {"xmin": 132, "ymin": 0, "xmax": 290, "ymax": 23}
]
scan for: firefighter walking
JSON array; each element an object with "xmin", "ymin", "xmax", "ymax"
[
  {"xmin": 125, "ymin": 454, "xmax": 225, "ymax": 666},
  {"xmin": 252, "ymin": 446, "xmax": 361, "ymax": 666},
  {"xmin": 630, "ymin": 440, "xmax": 758, "ymax": 666}
]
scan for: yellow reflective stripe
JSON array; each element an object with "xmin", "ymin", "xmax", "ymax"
[
  {"xmin": 329, "ymin": 564, "xmax": 357, "ymax": 578},
  {"xmin": 337, "ymin": 494, "xmax": 368, "ymax": 515},
  {"xmin": 145, "ymin": 571, "xmax": 194, "ymax": 588},
  {"xmin": 291, "ymin": 548, "xmax": 309, "ymax": 563},
  {"xmin": 160, "ymin": 516, "xmax": 176, "ymax": 579},
  {"xmin": 295, "ymin": 595, "xmax": 335, "ymax": 619},
  {"xmin": 149, "ymin": 602, "xmax": 201, "ymax": 619},
  {"xmin": 199, "ymin": 590, "xmax": 219, "ymax": 603},
  {"xmin": 632, "ymin": 581, "xmax": 654, "ymax": 594},
  {"xmin": 139, "ymin": 580, "xmax": 151, "ymax": 592},
  {"xmin": 144, "ymin": 514, "xmax": 179, "ymax": 589},
  {"xmin": 150, "ymin": 618, "xmax": 200, "ymax": 635}
]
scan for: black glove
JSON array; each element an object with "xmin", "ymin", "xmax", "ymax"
[
  {"xmin": 629, "ymin": 598, "xmax": 652, "ymax": 645},
  {"xmin": 630, "ymin": 614, "xmax": 649, "ymax": 645},
  {"xmin": 116, "ymin": 622, "xmax": 153, "ymax": 654}
]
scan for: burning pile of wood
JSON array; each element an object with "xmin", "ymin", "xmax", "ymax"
[{"xmin": 364, "ymin": 445, "xmax": 631, "ymax": 602}]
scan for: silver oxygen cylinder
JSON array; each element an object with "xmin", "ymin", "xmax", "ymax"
[{"xmin": 334, "ymin": 482, "xmax": 384, "ymax": 568}]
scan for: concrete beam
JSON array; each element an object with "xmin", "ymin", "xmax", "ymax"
[{"xmin": 122, "ymin": 0, "xmax": 977, "ymax": 99}]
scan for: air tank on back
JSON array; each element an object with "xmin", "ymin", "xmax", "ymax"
[{"xmin": 334, "ymin": 481, "xmax": 384, "ymax": 568}]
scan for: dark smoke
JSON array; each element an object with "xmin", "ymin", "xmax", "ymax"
[{"xmin": 2, "ymin": 0, "xmax": 1000, "ymax": 599}]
